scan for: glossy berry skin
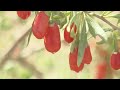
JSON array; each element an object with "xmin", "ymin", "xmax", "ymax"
[
  {"xmin": 96, "ymin": 62, "xmax": 107, "ymax": 79},
  {"xmin": 82, "ymin": 45, "xmax": 92, "ymax": 64},
  {"xmin": 64, "ymin": 23, "xmax": 77, "ymax": 43},
  {"xmin": 17, "ymin": 11, "xmax": 31, "ymax": 20},
  {"xmin": 69, "ymin": 47, "xmax": 84, "ymax": 73},
  {"xmin": 32, "ymin": 11, "xmax": 49, "ymax": 39},
  {"xmin": 44, "ymin": 23, "xmax": 61, "ymax": 53},
  {"xmin": 110, "ymin": 52, "xmax": 120, "ymax": 70}
]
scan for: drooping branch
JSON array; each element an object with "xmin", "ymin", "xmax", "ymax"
[{"xmin": 0, "ymin": 26, "xmax": 43, "ymax": 78}]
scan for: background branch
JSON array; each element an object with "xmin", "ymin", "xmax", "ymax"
[
  {"xmin": 92, "ymin": 13, "xmax": 120, "ymax": 30},
  {"xmin": 0, "ymin": 27, "xmax": 32, "ymax": 69}
]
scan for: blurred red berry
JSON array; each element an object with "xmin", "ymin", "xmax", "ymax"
[
  {"xmin": 96, "ymin": 61, "xmax": 107, "ymax": 79},
  {"xmin": 110, "ymin": 52, "xmax": 120, "ymax": 70},
  {"xmin": 17, "ymin": 11, "xmax": 31, "ymax": 20}
]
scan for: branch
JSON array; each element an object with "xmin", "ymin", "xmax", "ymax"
[
  {"xmin": 0, "ymin": 27, "xmax": 32, "ymax": 69},
  {"xmin": 92, "ymin": 13, "xmax": 120, "ymax": 31}
]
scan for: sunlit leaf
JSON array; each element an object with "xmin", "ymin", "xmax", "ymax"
[
  {"xmin": 86, "ymin": 16, "xmax": 107, "ymax": 44},
  {"xmin": 101, "ymin": 11, "xmax": 113, "ymax": 16},
  {"xmin": 87, "ymin": 21, "xmax": 96, "ymax": 38}
]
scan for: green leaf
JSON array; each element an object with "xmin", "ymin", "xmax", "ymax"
[
  {"xmin": 70, "ymin": 28, "xmax": 76, "ymax": 38},
  {"xmin": 107, "ymin": 33, "xmax": 115, "ymax": 52},
  {"xmin": 113, "ymin": 32, "xmax": 119, "ymax": 52},
  {"xmin": 112, "ymin": 14, "xmax": 120, "ymax": 19},
  {"xmin": 64, "ymin": 11, "xmax": 71, "ymax": 17},
  {"xmin": 70, "ymin": 39, "xmax": 78, "ymax": 53},
  {"xmin": 117, "ymin": 19, "xmax": 120, "ymax": 24},
  {"xmin": 111, "ymin": 14, "xmax": 120, "ymax": 24},
  {"xmin": 85, "ymin": 20, "xmax": 89, "ymax": 33},
  {"xmin": 101, "ymin": 11, "xmax": 113, "ymax": 16},
  {"xmin": 53, "ymin": 15, "xmax": 61, "ymax": 19},
  {"xmin": 104, "ymin": 28, "xmax": 113, "ymax": 32},
  {"xmin": 26, "ymin": 30, "xmax": 32, "ymax": 47},
  {"xmin": 77, "ymin": 20, "xmax": 87, "ymax": 66},
  {"xmin": 87, "ymin": 21, "xmax": 96, "ymax": 38},
  {"xmin": 69, "ymin": 11, "xmax": 73, "ymax": 20},
  {"xmin": 68, "ymin": 12, "xmax": 82, "ymax": 35},
  {"xmin": 96, "ymin": 34, "xmax": 106, "ymax": 44},
  {"xmin": 59, "ymin": 17, "xmax": 67, "ymax": 28},
  {"xmin": 86, "ymin": 16, "xmax": 107, "ymax": 44}
]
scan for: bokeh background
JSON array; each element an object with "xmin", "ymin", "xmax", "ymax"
[{"xmin": 0, "ymin": 11, "xmax": 120, "ymax": 79}]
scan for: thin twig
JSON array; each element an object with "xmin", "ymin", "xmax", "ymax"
[
  {"xmin": 0, "ymin": 27, "xmax": 32, "ymax": 69},
  {"xmin": 92, "ymin": 13, "xmax": 120, "ymax": 31}
]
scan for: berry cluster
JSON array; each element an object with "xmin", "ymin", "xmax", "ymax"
[
  {"xmin": 17, "ymin": 11, "xmax": 61, "ymax": 54},
  {"xmin": 17, "ymin": 11, "xmax": 120, "ymax": 75},
  {"xmin": 64, "ymin": 22, "xmax": 92, "ymax": 72}
]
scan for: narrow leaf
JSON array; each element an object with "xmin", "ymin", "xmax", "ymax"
[
  {"xmin": 26, "ymin": 30, "xmax": 32, "ymax": 47},
  {"xmin": 77, "ymin": 20, "xmax": 87, "ymax": 66},
  {"xmin": 112, "ymin": 14, "xmax": 120, "ymax": 19},
  {"xmin": 87, "ymin": 21, "xmax": 96, "ymax": 38},
  {"xmin": 96, "ymin": 34, "xmax": 106, "ymax": 44},
  {"xmin": 70, "ymin": 39, "xmax": 78, "ymax": 53},
  {"xmin": 117, "ymin": 19, "xmax": 120, "ymax": 24},
  {"xmin": 102, "ymin": 11, "xmax": 113, "ymax": 16}
]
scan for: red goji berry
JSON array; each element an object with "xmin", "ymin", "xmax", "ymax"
[
  {"xmin": 64, "ymin": 23, "xmax": 77, "ymax": 43},
  {"xmin": 82, "ymin": 45, "xmax": 92, "ymax": 64},
  {"xmin": 17, "ymin": 11, "xmax": 31, "ymax": 20},
  {"xmin": 96, "ymin": 61, "xmax": 107, "ymax": 79},
  {"xmin": 32, "ymin": 11, "xmax": 49, "ymax": 39},
  {"xmin": 44, "ymin": 23, "xmax": 61, "ymax": 53},
  {"xmin": 69, "ymin": 47, "xmax": 84, "ymax": 73},
  {"xmin": 110, "ymin": 52, "xmax": 120, "ymax": 70}
]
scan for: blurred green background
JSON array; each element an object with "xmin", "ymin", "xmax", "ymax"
[{"xmin": 0, "ymin": 11, "xmax": 120, "ymax": 79}]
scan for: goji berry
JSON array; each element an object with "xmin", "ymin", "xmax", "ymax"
[
  {"xmin": 32, "ymin": 11, "xmax": 49, "ymax": 39},
  {"xmin": 17, "ymin": 11, "xmax": 31, "ymax": 20},
  {"xmin": 96, "ymin": 61, "xmax": 107, "ymax": 79},
  {"xmin": 69, "ymin": 47, "xmax": 84, "ymax": 73},
  {"xmin": 64, "ymin": 23, "xmax": 77, "ymax": 43},
  {"xmin": 82, "ymin": 45, "xmax": 92, "ymax": 64},
  {"xmin": 110, "ymin": 52, "xmax": 120, "ymax": 70},
  {"xmin": 44, "ymin": 23, "xmax": 61, "ymax": 53}
]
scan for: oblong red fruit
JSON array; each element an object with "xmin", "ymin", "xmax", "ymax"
[
  {"xmin": 69, "ymin": 47, "xmax": 84, "ymax": 73},
  {"xmin": 118, "ymin": 53, "xmax": 120, "ymax": 69},
  {"xmin": 44, "ymin": 23, "xmax": 61, "ymax": 53},
  {"xmin": 32, "ymin": 11, "xmax": 49, "ymax": 39},
  {"xmin": 17, "ymin": 11, "xmax": 31, "ymax": 20},
  {"xmin": 64, "ymin": 23, "xmax": 77, "ymax": 43},
  {"xmin": 110, "ymin": 52, "xmax": 119, "ymax": 70},
  {"xmin": 70, "ymin": 23, "xmax": 77, "ymax": 32},
  {"xmin": 64, "ymin": 26, "xmax": 74, "ymax": 43},
  {"xmin": 82, "ymin": 45, "xmax": 92, "ymax": 64}
]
